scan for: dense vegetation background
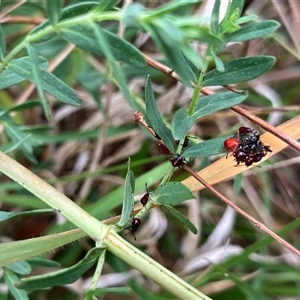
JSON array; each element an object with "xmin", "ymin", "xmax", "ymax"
[{"xmin": 1, "ymin": 1, "xmax": 300, "ymax": 299}]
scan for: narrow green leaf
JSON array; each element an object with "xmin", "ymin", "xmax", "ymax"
[
  {"xmin": 61, "ymin": 1, "xmax": 101, "ymax": 20},
  {"xmin": 145, "ymin": 75, "xmax": 174, "ymax": 153},
  {"xmin": 4, "ymin": 135, "xmax": 32, "ymax": 154},
  {"xmin": 26, "ymin": 42, "xmax": 51, "ymax": 120},
  {"xmin": 182, "ymin": 24, "xmax": 224, "ymax": 45},
  {"xmin": 225, "ymin": 20, "xmax": 280, "ymax": 42},
  {"xmin": 146, "ymin": 23, "xmax": 195, "ymax": 86},
  {"xmin": 39, "ymin": 71, "xmax": 80, "ymax": 106},
  {"xmin": 153, "ymin": 182, "xmax": 195, "ymax": 205},
  {"xmin": 4, "ymin": 269, "xmax": 29, "ymax": 300},
  {"xmin": 18, "ymin": 247, "xmax": 103, "ymax": 290},
  {"xmin": 226, "ymin": 0, "xmax": 245, "ymax": 18},
  {"xmin": 6, "ymin": 261, "xmax": 31, "ymax": 275},
  {"xmin": 0, "ymin": 24, "xmax": 6, "ymax": 61},
  {"xmin": 143, "ymin": 0, "xmax": 199, "ymax": 19},
  {"xmin": 86, "ymin": 287, "xmax": 130, "ymax": 297},
  {"xmin": 193, "ymin": 92, "xmax": 248, "ymax": 120},
  {"xmin": 0, "ymin": 208, "xmax": 56, "ymax": 221},
  {"xmin": 91, "ymin": 0, "xmax": 118, "ymax": 14},
  {"xmin": 117, "ymin": 158, "xmax": 135, "ymax": 227},
  {"xmin": 0, "ymin": 56, "xmax": 48, "ymax": 90},
  {"xmin": 164, "ymin": 204, "xmax": 198, "ymax": 234},
  {"xmin": 59, "ymin": 24, "xmax": 146, "ymax": 67},
  {"xmin": 209, "ymin": 47, "xmax": 224, "ymax": 72},
  {"xmin": 0, "ymin": 230, "xmax": 86, "ymax": 267},
  {"xmin": 179, "ymin": 43, "xmax": 203, "ymax": 70},
  {"xmin": 234, "ymin": 15, "xmax": 257, "ymax": 25},
  {"xmin": 0, "ymin": 68, "xmax": 25, "ymax": 89},
  {"xmin": 203, "ymin": 56, "xmax": 276, "ymax": 86},
  {"xmin": 122, "ymin": 3, "xmax": 144, "ymax": 26},
  {"xmin": 27, "ymin": 258, "xmax": 61, "ymax": 268},
  {"xmin": 220, "ymin": 0, "xmax": 244, "ymax": 34},
  {"xmin": 129, "ymin": 170, "xmax": 135, "ymax": 193},
  {"xmin": 91, "ymin": 23, "xmax": 135, "ymax": 108},
  {"xmin": 1, "ymin": 115, "xmax": 37, "ymax": 163},
  {"xmin": 0, "ymin": 211, "xmax": 15, "ymax": 222},
  {"xmin": 171, "ymin": 109, "xmax": 195, "ymax": 141},
  {"xmin": 153, "ymin": 18, "xmax": 183, "ymax": 44},
  {"xmin": 211, "ymin": 0, "xmax": 221, "ymax": 35},
  {"xmin": 182, "ymin": 136, "xmax": 228, "ymax": 158},
  {"xmin": 46, "ymin": 0, "xmax": 63, "ymax": 25},
  {"xmin": 233, "ymin": 173, "xmax": 243, "ymax": 194},
  {"xmin": 1, "ymin": 101, "xmax": 41, "ymax": 115},
  {"xmin": 28, "ymin": 1, "xmax": 100, "ymax": 39},
  {"xmin": 77, "ymin": 70, "xmax": 104, "ymax": 107},
  {"xmin": 8, "ymin": 58, "xmax": 80, "ymax": 107},
  {"xmin": 87, "ymin": 162, "xmax": 170, "ymax": 221}
]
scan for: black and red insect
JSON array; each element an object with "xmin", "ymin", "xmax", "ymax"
[
  {"xmin": 140, "ymin": 183, "xmax": 151, "ymax": 206},
  {"xmin": 224, "ymin": 126, "xmax": 272, "ymax": 167},
  {"xmin": 170, "ymin": 154, "xmax": 185, "ymax": 167},
  {"xmin": 125, "ymin": 216, "xmax": 141, "ymax": 240},
  {"xmin": 158, "ymin": 141, "xmax": 171, "ymax": 155},
  {"xmin": 224, "ymin": 137, "xmax": 239, "ymax": 157}
]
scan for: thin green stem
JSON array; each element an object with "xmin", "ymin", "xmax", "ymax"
[
  {"xmin": 0, "ymin": 150, "xmax": 108, "ymax": 240},
  {"xmin": 106, "ymin": 231, "xmax": 212, "ymax": 300},
  {"xmin": 53, "ymin": 11, "xmax": 120, "ymax": 32},
  {"xmin": 87, "ymin": 249, "xmax": 107, "ymax": 293},
  {"xmin": 160, "ymin": 162, "xmax": 175, "ymax": 184},
  {"xmin": 187, "ymin": 58, "xmax": 210, "ymax": 116},
  {"xmin": 160, "ymin": 58, "xmax": 210, "ymax": 184},
  {"xmin": 0, "ymin": 150, "xmax": 211, "ymax": 299},
  {"xmin": 0, "ymin": 10, "xmax": 121, "ymax": 72}
]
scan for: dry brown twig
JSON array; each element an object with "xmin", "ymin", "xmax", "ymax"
[{"xmin": 181, "ymin": 163, "xmax": 300, "ymax": 257}]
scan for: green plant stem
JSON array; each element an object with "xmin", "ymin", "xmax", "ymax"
[
  {"xmin": 0, "ymin": 150, "xmax": 108, "ymax": 240},
  {"xmin": 0, "ymin": 10, "xmax": 121, "ymax": 72},
  {"xmin": 86, "ymin": 248, "xmax": 107, "ymax": 295},
  {"xmin": 0, "ymin": 229, "xmax": 86, "ymax": 267},
  {"xmin": 0, "ymin": 150, "xmax": 211, "ymax": 298},
  {"xmin": 106, "ymin": 231, "xmax": 212, "ymax": 300},
  {"xmin": 187, "ymin": 59, "xmax": 210, "ymax": 116}
]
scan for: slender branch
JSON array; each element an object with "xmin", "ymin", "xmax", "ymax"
[
  {"xmin": 231, "ymin": 105, "xmax": 300, "ymax": 152},
  {"xmin": 180, "ymin": 163, "xmax": 300, "ymax": 257},
  {"xmin": 106, "ymin": 231, "xmax": 211, "ymax": 300},
  {"xmin": 133, "ymin": 111, "xmax": 158, "ymax": 138}
]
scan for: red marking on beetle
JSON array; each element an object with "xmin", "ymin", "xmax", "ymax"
[{"xmin": 224, "ymin": 137, "xmax": 240, "ymax": 158}]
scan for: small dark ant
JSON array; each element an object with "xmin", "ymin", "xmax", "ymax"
[
  {"xmin": 182, "ymin": 136, "xmax": 189, "ymax": 148},
  {"xmin": 125, "ymin": 216, "xmax": 141, "ymax": 240},
  {"xmin": 158, "ymin": 142, "xmax": 171, "ymax": 155},
  {"xmin": 140, "ymin": 183, "xmax": 151, "ymax": 206},
  {"xmin": 170, "ymin": 154, "xmax": 185, "ymax": 167}
]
